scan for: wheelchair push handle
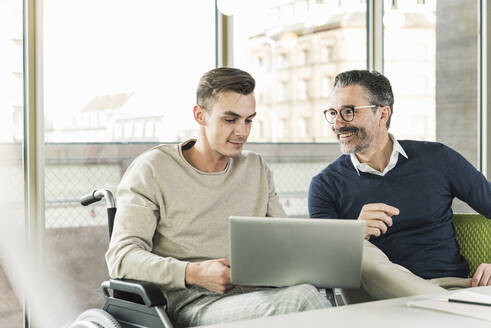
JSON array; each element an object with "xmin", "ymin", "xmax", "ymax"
[{"xmin": 80, "ymin": 189, "xmax": 115, "ymax": 208}]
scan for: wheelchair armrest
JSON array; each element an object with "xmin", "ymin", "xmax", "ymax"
[{"xmin": 101, "ymin": 279, "xmax": 167, "ymax": 307}]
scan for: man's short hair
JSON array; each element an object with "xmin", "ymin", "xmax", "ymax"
[
  {"xmin": 333, "ymin": 70, "xmax": 394, "ymax": 128},
  {"xmin": 197, "ymin": 67, "xmax": 255, "ymax": 110}
]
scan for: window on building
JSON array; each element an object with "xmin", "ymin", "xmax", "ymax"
[
  {"xmin": 277, "ymin": 119, "xmax": 287, "ymax": 139},
  {"xmin": 298, "ymin": 117, "xmax": 309, "ymax": 138},
  {"xmin": 277, "ymin": 82, "xmax": 288, "ymax": 102},
  {"xmin": 322, "ymin": 76, "xmax": 332, "ymax": 98},
  {"xmin": 297, "ymin": 79, "xmax": 309, "ymax": 100},
  {"xmin": 322, "ymin": 45, "xmax": 334, "ymax": 62},
  {"xmin": 277, "ymin": 52, "xmax": 288, "ymax": 69},
  {"xmin": 299, "ymin": 48, "xmax": 309, "ymax": 66}
]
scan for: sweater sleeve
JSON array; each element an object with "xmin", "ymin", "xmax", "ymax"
[
  {"xmin": 105, "ymin": 157, "xmax": 188, "ymax": 290},
  {"xmin": 264, "ymin": 161, "xmax": 287, "ymax": 217},
  {"xmin": 308, "ymin": 173, "xmax": 340, "ymax": 219},
  {"xmin": 443, "ymin": 145, "xmax": 491, "ymax": 218}
]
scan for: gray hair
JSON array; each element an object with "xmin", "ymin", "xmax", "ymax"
[{"xmin": 333, "ymin": 70, "xmax": 394, "ymax": 128}]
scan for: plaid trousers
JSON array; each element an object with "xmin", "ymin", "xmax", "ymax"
[{"xmin": 165, "ymin": 284, "xmax": 331, "ymax": 327}]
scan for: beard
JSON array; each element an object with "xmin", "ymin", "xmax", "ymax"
[{"xmin": 335, "ymin": 126, "xmax": 374, "ymax": 154}]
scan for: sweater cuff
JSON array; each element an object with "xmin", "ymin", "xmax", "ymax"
[{"xmin": 175, "ymin": 260, "xmax": 189, "ymax": 289}]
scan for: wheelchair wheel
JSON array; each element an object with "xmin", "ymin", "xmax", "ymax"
[{"xmin": 69, "ymin": 308, "xmax": 121, "ymax": 328}]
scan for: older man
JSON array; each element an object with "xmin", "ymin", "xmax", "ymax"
[{"xmin": 309, "ymin": 70, "xmax": 491, "ymax": 302}]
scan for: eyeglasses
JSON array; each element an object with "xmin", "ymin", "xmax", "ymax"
[{"xmin": 323, "ymin": 105, "xmax": 379, "ymax": 124}]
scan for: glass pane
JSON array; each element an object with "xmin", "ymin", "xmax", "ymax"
[
  {"xmin": 43, "ymin": 0, "xmax": 215, "ymax": 323},
  {"xmin": 383, "ymin": 0, "xmax": 436, "ymax": 141},
  {"xmin": 383, "ymin": 0, "xmax": 478, "ymax": 212},
  {"xmin": 0, "ymin": 0, "xmax": 24, "ymax": 327},
  {"xmin": 233, "ymin": 0, "xmax": 367, "ymax": 143},
  {"xmin": 232, "ymin": 0, "xmax": 367, "ymax": 216}
]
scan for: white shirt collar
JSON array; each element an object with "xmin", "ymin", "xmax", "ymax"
[{"xmin": 350, "ymin": 134, "xmax": 408, "ymax": 176}]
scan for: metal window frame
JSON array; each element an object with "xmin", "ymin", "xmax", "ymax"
[
  {"xmin": 215, "ymin": 0, "xmax": 233, "ymax": 67},
  {"xmin": 23, "ymin": 0, "xmax": 45, "ymax": 326},
  {"xmin": 367, "ymin": 0, "xmax": 384, "ymax": 73},
  {"xmin": 480, "ymin": 0, "xmax": 490, "ymax": 177}
]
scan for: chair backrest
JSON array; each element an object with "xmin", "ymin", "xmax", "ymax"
[{"xmin": 453, "ymin": 214, "xmax": 491, "ymax": 276}]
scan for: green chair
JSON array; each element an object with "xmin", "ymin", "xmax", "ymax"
[{"xmin": 453, "ymin": 214, "xmax": 491, "ymax": 276}]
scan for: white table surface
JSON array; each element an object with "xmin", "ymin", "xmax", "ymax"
[{"xmin": 203, "ymin": 286, "xmax": 491, "ymax": 328}]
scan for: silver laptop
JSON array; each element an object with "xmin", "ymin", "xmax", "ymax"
[{"xmin": 229, "ymin": 216, "xmax": 365, "ymax": 288}]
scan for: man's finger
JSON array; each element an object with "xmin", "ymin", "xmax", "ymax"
[
  {"xmin": 363, "ymin": 203, "xmax": 400, "ymax": 216},
  {"xmin": 360, "ymin": 211, "xmax": 393, "ymax": 226},
  {"xmin": 480, "ymin": 269, "xmax": 491, "ymax": 286},
  {"xmin": 366, "ymin": 219, "xmax": 388, "ymax": 234},
  {"xmin": 366, "ymin": 227, "xmax": 382, "ymax": 238},
  {"xmin": 223, "ymin": 267, "xmax": 231, "ymax": 281},
  {"xmin": 471, "ymin": 268, "xmax": 483, "ymax": 287}
]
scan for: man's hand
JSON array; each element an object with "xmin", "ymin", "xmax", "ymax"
[
  {"xmin": 358, "ymin": 203, "xmax": 399, "ymax": 240},
  {"xmin": 185, "ymin": 258, "xmax": 233, "ymax": 294},
  {"xmin": 470, "ymin": 263, "xmax": 491, "ymax": 287}
]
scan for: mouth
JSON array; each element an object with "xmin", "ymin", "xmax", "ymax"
[
  {"xmin": 335, "ymin": 128, "xmax": 358, "ymax": 140},
  {"xmin": 339, "ymin": 132, "xmax": 355, "ymax": 139},
  {"xmin": 227, "ymin": 141, "xmax": 245, "ymax": 147}
]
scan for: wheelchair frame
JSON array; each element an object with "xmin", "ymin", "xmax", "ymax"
[{"xmin": 69, "ymin": 188, "xmax": 174, "ymax": 328}]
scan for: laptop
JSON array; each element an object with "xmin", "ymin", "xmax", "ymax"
[{"xmin": 229, "ymin": 216, "xmax": 365, "ymax": 288}]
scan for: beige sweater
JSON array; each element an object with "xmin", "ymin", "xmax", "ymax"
[{"xmin": 106, "ymin": 140, "xmax": 286, "ymax": 290}]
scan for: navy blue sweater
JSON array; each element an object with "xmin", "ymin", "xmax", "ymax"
[{"xmin": 308, "ymin": 140, "xmax": 491, "ymax": 279}]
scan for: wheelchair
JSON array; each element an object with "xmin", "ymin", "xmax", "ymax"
[
  {"xmin": 68, "ymin": 188, "xmax": 343, "ymax": 327},
  {"xmin": 68, "ymin": 188, "xmax": 175, "ymax": 328}
]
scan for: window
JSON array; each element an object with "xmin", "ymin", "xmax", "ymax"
[
  {"xmin": 299, "ymin": 48, "xmax": 309, "ymax": 66},
  {"xmin": 322, "ymin": 45, "xmax": 334, "ymax": 62},
  {"xmin": 384, "ymin": 0, "xmax": 436, "ymax": 142},
  {"xmin": 298, "ymin": 117, "xmax": 309, "ymax": 138},
  {"xmin": 233, "ymin": 0, "xmax": 367, "ymax": 142},
  {"xmin": 277, "ymin": 82, "xmax": 288, "ymax": 102},
  {"xmin": 0, "ymin": 0, "xmax": 24, "ymax": 326},
  {"xmin": 252, "ymin": 120, "xmax": 264, "ymax": 140},
  {"xmin": 297, "ymin": 79, "xmax": 309, "ymax": 100},
  {"xmin": 321, "ymin": 76, "xmax": 332, "ymax": 98},
  {"xmin": 277, "ymin": 52, "xmax": 288, "ymax": 69},
  {"xmin": 277, "ymin": 119, "xmax": 288, "ymax": 139},
  {"xmin": 42, "ymin": 0, "xmax": 216, "ymax": 320},
  {"xmin": 256, "ymin": 56, "xmax": 264, "ymax": 69},
  {"xmin": 7, "ymin": 1, "xmax": 489, "ymax": 325}
]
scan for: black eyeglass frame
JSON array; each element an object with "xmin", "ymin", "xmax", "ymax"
[{"xmin": 323, "ymin": 105, "xmax": 381, "ymax": 124}]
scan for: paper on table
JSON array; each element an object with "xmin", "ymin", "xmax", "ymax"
[{"xmin": 407, "ymin": 290, "xmax": 491, "ymax": 322}]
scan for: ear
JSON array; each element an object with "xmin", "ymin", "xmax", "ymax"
[
  {"xmin": 379, "ymin": 105, "xmax": 391, "ymax": 127},
  {"xmin": 193, "ymin": 105, "xmax": 207, "ymax": 126}
]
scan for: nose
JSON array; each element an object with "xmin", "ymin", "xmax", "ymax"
[
  {"xmin": 234, "ymin": 121, "xmax": 248, "ymax": 137},
  {"xmin": 332, "ymin": 113, "xmax": 347, "ymax": 131}
]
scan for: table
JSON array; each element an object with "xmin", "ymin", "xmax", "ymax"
[{"xmin": 204, "ymin": 286, "xmax": 491, "ymax": 328}]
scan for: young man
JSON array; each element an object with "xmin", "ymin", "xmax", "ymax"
[
  {"xmin": 106, "ymin": 67, "xmax": 329, "ymax": 327},
  {"xmin": 309, "ymin": 70, "xmax": 491, "ymax": 301}
]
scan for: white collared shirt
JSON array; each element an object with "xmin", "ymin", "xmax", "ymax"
[{"xmin": 350, "ymin": 134, "xmax": 408, "ymax": 176}]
